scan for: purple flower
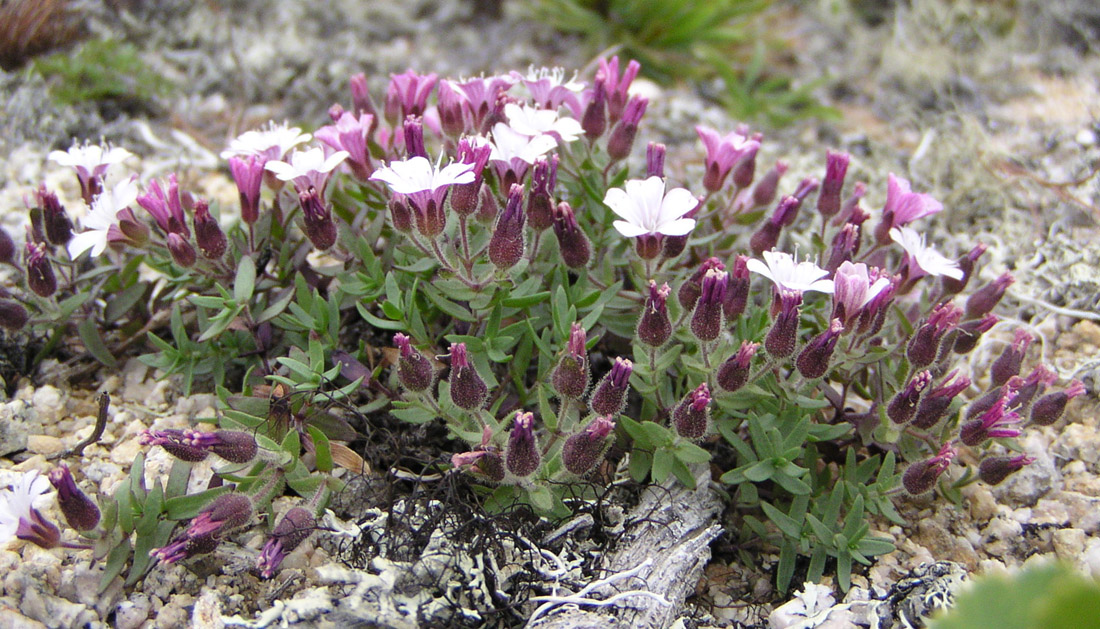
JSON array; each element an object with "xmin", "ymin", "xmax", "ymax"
[
  {"xmin": 831, "ymin": 261, "xmax": 891, "ymax": 328},
  {"xmin": 696, "ymin": 125, "xmax": 760, "ymax": 193},
  {"xmin": 597, "ymin": 56, "xmax": 641, "ymax": 124},
  {"xmin": 638, "ymin": 281, "xmax": 672, "ymax": 348},
  {"xmin": 959, "ymin": 399, "xmax": 1022, "ymax": 446},
  {"xmin": 1031, "ymin": 380, "xmax": 1086, "ymax": 426},
  {"xmin": 229, "ymin": 155, "xmax": 265, "ymax": 225},
  {"xmin": 299, "ymin": 188, "xmax": 338, "ymax": 250},
  {"xmin": 673, "ymin": 383, "xmax": 711, "ymax": 440},
  {"xmin": 141, "ymin": 429, "xmax": 258, "ymax": 464},
  {"xmin": 906, "ymin": 302, "xmax": 962, "ymax": 368},
  {"xmin": 562, "ymin": 416, "xmax": 616, "ymax": 476},
  {"xmin": 48, "ymin": 465, "xmax": 100, "ymax": 532},
  {"xmin": 0, "ymin": 470, "xmax": 60, "ymax": 549},
  {"xmin": 590, "ymin": 357, "xmax": 633, "ymax": 416},
  {"xmin": 526, "ymin": 155, "xmax": 559, "ymax": 231},
  {"xmin": 384, "ymin": 70, "xmax": 439, "ymax": 125},
  {"xmin": 449, "ymin": 343, "xmax": 488, "ymax": 410},
  {"xmin": 902, "ymin": 442, "xmax": 955, "ymax": 495},
  {"xmin": 888, "ymin": 370, "xmax": 933, "ymax": 425},
  {"xmin": 153, "ymin": 493, "xmax": 253, "ymax": 564},
  {"xmin": 965, "ymin": 273, "xmax": 1014, "ymax": 320},
  {"xmin": 315, "ymin": 111, "xmax": 375, "ymax": 181},
  {"xmin": 452, "ymin": 74, "xmax": 515, "ymax": 132},
  {"xmin": 911, "ymin": 370, "xmax": 971, "ymax": 429},
  {"xmin": 978, "ymin": 454, "xmax": 1035, "ymax": 486},
  {"xmin": 690, "ymin": 268, "xmax": 727, "ymax": 342},
  {"xmin": 718, "ymin": 341, "xmax": 758, "ymax": 392},
  {"xmin": 137, "ymin": 174, "xmax": 189, "ymax": 238},
  {"xmin": 884, "ymin": 173, "xmax": 943, "ymax": 225},
  {"xmin": 506, "ymin": 412, "xmax": 541, "ymax": 478},
  {"xmin": 990, "ymin": 329, "xmax": 1033, "ymax": 388},
  {"xmin": 395, "ymin": 333, "xmax": 434, "ymax": 392},
  {"xmin": 257, "ymin": 507, "xmax": 316, "ymax": 579},
  {"xmin": 552, "ymin": 323, "xmax": 590, "ymax": 400},
  {"xmin": 817, "ymin": 150, "xmax": 850, "ymax": 217},
  {"xmin": 607, "ymin": 96, "xmax": 647, "ymax": 162},
  {"xmin": 488, "ymin": 184, "xmax": 527, "ymax": 269}
]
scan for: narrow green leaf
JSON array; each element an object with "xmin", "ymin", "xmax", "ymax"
[
  {"xmin": 234, "ymin": 255, "xmax": 256, "ymax": 303},
  {"xmin": 307, "ymin": 426, "xmax": 333, "ymax": 473},
  {"xmin": 100, "ymin": 537, "xmax": 131, "ymax": 593},
  {"xmin": 78, "ymin": 318, "xmax": 118, "ymax": 368}
]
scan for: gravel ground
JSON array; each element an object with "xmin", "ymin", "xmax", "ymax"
[{"xmin": 1, "ymin": 0, "xmax": 1099, "ymax": 627}]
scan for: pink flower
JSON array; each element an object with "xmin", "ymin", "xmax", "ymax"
[
  {"xmin": 264, "ymin": 147, "xmax": 349, "ymax": 195},
  {"xmin": 696, "ymin": 125, "xmax": 760, "ymax": 192}
]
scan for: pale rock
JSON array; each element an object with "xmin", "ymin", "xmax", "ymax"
[
  {"xmin": 18, "ymin": 580, "xmax": 97, "ymax": 629},
  {"xmin": 1053, "ymin": 490, "xmax": 1100, "ymax": 532},
  {"xmin": 992, "ymin": 432, "xmax": 1058, "ymax": 505},
  {"xmin": 1052, "ymin": 423, "xmax": 1100, "ymax": 465},
  {"xmin": 153, "ymin": 594, "xmax": 192, "ymax": 629},
  {"xmin": 1052, "ymin": 528, "xmax": 1086, "ymax": 561},
  {"xmin": 0, "ymin": 608, "xmax": 47, "ymax": 628},
  {"xmin": 191, "ymin": 588, "xmax": 224, "ymax": 629},
  {"xmin": 1030, "ymin": 497, "xmax": 1071, "ymax": 526},
  {"xmin": 115, "ymin": 595, "xmax": 152, "ymax": 629},
  {"xmin": 1075, "ymin": 128, "xmax": 1096, "ymax": 145},
  {"xmin": 1082, "ymin": 538, "xmax": 1100, "ymax": 579},
  {"xmin": 0, "ymin": 400, "xmax": 40, "ymax": 456},
  {"xmin": 982, "ymin": 515, "xmax": 1023, "ymax": 541},
  {"xmin": 31, "ymin": 386, "xmax": 65, "ymax": 423},
  {"xmin": 120, "ymin": 419, "xmax": 149, "ymax": 440},
  {"xmin": 109, "ymin": 438, "xmax": 144, "ymax": 467},
  {"xmin": 82, "ymin": 460, "xmax": 123, "ymax": 492},
  {"xmin": 100, "ymin": 375, "xmax": 123, "ymax": 395},
  {"xmin": 25, "ymin": 436, "xmax": 65, "ymax": 457},
  {"xmin": 964, "ymin": 483, "xmax": 998, "ymax": 521}
]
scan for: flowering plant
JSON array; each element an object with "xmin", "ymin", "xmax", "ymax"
[{"xmin": 4, "ymin": 56, "xmax": 1085, "ymax": 598}]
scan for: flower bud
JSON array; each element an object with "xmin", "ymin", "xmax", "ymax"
[
  {"xmin": 607, "ymin": 96, "xmax": 646, "ymax": 162},
  {"xmin": 965, "ymin": 273, "xmax": 1014, "ymax": 320},
  {"xmin": 299, "ymin": 188, "xmax": 337, "ymax": 250},
  {"xmin": 942, "ymin": 244, "xmax": 986, "ymax": 295},
  {"xmin": 888, "ymin": 370, "xmax": 932, "ymax": 424},
  {"xmin": 25, "ymin": 242, "xmax": 57, "ymax": 297},
  {"xmin": 646, "ymin": 142, "xmax": 665, "ymax": 178},
  {"xmin": 488, "ymin": 184, "xmax": 526, "ymax": 269},
  {"xmin": 673, "ymin": 383, "xmax": 711, "ymax": 440},
  {"xmin": 154, "ymin": 493, "xmax": 253, "ymax": 564},
  {"xmin": 960, "ymin": 399, "xmax": 1021, "ymax": 446},
  {"xmin": 589, "ymin": 357, "xmax": 632, "ymax": 416},
  {"xmin": 678, "ymin": 257, "xmax": 724, "ymax": 312},
  {"xmin": 403, "ymin": 115, "xmax": 428, "ymax": 159},
  {"xmin": 192, "ymin": 200, "xmax": 227, "ymax": 259},
  {"xmin": 825, "ymin": 223, "xmax": 860, "ymax": 273},
  {"xmin": 0, "ymin": 300, "xmax": 29, "ymax": 330},
  {"xmin": 911, "ymin": 370, "xmax": 970, "ymax": 429},
  {"xmin": 0, "ymin": 227, "xmax": 15, "ymax": 265},
  {"xmin": 551, "ymin": 323, "xmax": 590, "ymax": 400},
  {"xmin": 581, "ymin": 80, "xmax": 607, "ymax": 141},
  {"xmin": 817, "ymin": 150, "xmax": 849, "ymax": 218},
  {"xmin": 257, "ymin": 506, "xmax": 316, "ymax": 579},
  {"xmin": 229, "ymin": 156, "xmax": 264, "ymax": 225},
  {"xmin": 552, "ymin": 202, "xmax": 591, "ymax": 269},
  {"xmin": 952, "ymin": 313, "xmax": 997, "ymax": 354},
  {"xmin": 902, "ymin": 443, "xmax": 955, "ymax": 495},
  {"xmin": 449, "ymin": 343, "xmax": 488, "ymax": 410},
  {"xmin": 1008, "ymin": 364, "xmax": 1057, "ymax": 411},
  {"xmin": 731, "ymin": 140, "xmax": 760, "ymax": 190},
  {"xmin": 723, "ymin": 255, "xmax": 750, "ymax": 321},
  {"xmin": 166, "ymin": 233, "xmax": 197, "ymax": 268},
  {"xmin": 389, "ymin": 195, "xmax": 414, "ymax": 232},
  {"xmin": 765, "ymin": 290, "xmax": 801, "ymax": 359},
  {"xmin": 141, "ymin": 429, "xmax": 258, "ymax": 464},
  {"xmin": 718, "ymin": 341, "xmax": 758, "ymax": 392},
  {"xmin": 453, "ymin": 448, "xmax": 506, "ymax": 482},
  {"xmin": 978, "ymin": 454, "xmax": 1034, "ymax": 486},
  {"xmin": 562, "ymin": 416, "xmax": 615, "ymax": 476},
  {"xmin": 990, "ymin": 329, "xmax": 1032, "ymax": 388},
  {"xmin": 796, "ymin": 319, "xmax": 844, "ymax": 379},
  {"xmin": 349, "ymin": 73, "xmax": 380, "ymax": 128},
  {"xmin": 476, "ymin": 184, "xmax": 499, "ymax": 224},
  {"xmin": 505, "ymin": 412, "xmax": 540, "ymax": 478},
  {"xmin": 1030, "ymin": 380, "xmax": 1086, "ymax": 426},
  {"xmin": 638, "ymin": 281, "xmax": 672, "ymax": 348},
  {"xmin": 751, "ymin": 196, "xmax": 799, "ymax": 256},
  {"xmin": 906, "ymin": 302, "xmax": 962, "ymax": 368},
  {"xmin": 48, "ymin": 465, "xmax": 100, "ymax": 531},
  {"xmin": 37, "ymin": 186, "xmax": 73, "ymax": 246},
  {"xmin": 690, "ymin": 269, "xmax": 727, "ymax": 342},
  {"xmin": 394, "ymin": 333, "xmax": 434, "ymax": 392},
  {"xmin": 752, "ymin": 160, "xmax": 788, "ymax": 208}
]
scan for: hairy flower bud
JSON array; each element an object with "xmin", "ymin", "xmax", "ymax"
[
  {"xmin": 751, "ymin": 196, "xmax": 799, "ymax": 256},
  {"xmin": 166, "ymin": 232, "xmax": 197, "ymax": 268},
  {"xmin": 141, "ymin": 429, "xmax": 258, "ymax": 464},
  {"xmin": 607, "ymin": 96, "xmax": 646, "ymax": 162},
  {"xmin": 0, "ymin": 228, "xmax": 14, "ymax": 266},
  {"xmin": 888, "ymin": 370, "xmax": 932, "ymax": 424},
  {"xmin": 718, "ymin": 341, "xmax": 758, "ymax": 392},
  {"xmin": 942, "ymin": 244, "xmax": 986, "ymax": 295},
  {"xmin": 965, "ymin": 273, "xmax": 1014, "ymax": 320},
  {"xmin": 299, "ymin": 188, "xmax": 338, "ymax": 250},
  {"xmin": 506, "ymin": 412, "xmax": 540, "ymax": 478},
  {"xmin": 731, "ymin": 140, "xmax": 760, "ymax": 190},
  {"xmin": 37, "ymin": 186, "xmax": 73, "ymax": 246},
  {"xmin": 765, "ymin": 290, "xmax": 802, "ymax": 359},
  {"xmin": 229, "ymin": 156, "xmax": 264, "ymax": 225},
  {"xmin": 978, "ymin": 454, "xmax": 1034, "ymax": 486},
  {"xmin": 638, "ymin": 281, "xmax": 672, "ymax": 348},
  {"xmin": 394, "ymin": 333, "xmax": 434, "ymax": 392},
  {"xmin": 907, "ymin": 302, "xmax": 962, "ymax": 368},
  {"xmin": 562, "ymin": 416, "xmax": 615, "ymax": 476},
  {"xmin": 817, "ymin": 150, "xmax": 849, "ymax": 218},
  {"xmin": 257, "ymin": 507, "xmax": 316, "ymax": 579},
  {"xmin": 990, "ymin": 329, "xmax": 1033, "ymax": 388},
  {"xmin": 48, "ymin": 465, "xmax": 100, "ymax": 531},
  {"xmin": 590, "ymin": 357, "xmax": 632, "ymax": 416},
  {"xmin": 960, "ymin": 399, "xmax": 1021, "ymax": 446},
  {"xmin": 389, "ymin": 195, "xmax": 414, "ymax": 232},
  {"xmin": 796, "ymin": 319, "xmax": 844, "ymax": 379},
  {"xmin": 673, "ymin": 383, "xmax": 711, "ymax": 440},
  {"xmin": 723, "ymin": 255, "xmax": 750, "ymax": 321},
  {"xmin": 691, "ymin": 269, "xmax": 727, "ymax": 342},
  {"xmin": 678, "ymin": 257, "xmax": 724, "ymax": 312},
  {"xmin": 911, "ymin": 370, "xmax": 971, "ymax": 429},
  {"xmin": 752, "ymin": 160, "xmax": 788, "ymax": 208},
  {"xmin": 476, "ymin": 184, "xmax": 499, "ymax": 224},
  {"xmin": 646, "ymin": 142, "xmax": 666, "ymax": 178},
  {"xmin": 1008, "ymin": 365, "xmax": 1057, "ymax": 411},
  {"xmin": 488, "ymin": 184, "xmax": 526, "ymax": 269},
  {"xmin": 902, "ymin": 443, "xmax": 955, "ymax": 495},
  {"xmin": 403, "ymin": 115, "xmax": 428, "ymax": 159},
  {"xmin": 581, "ymin": 80, "xmax": 607, "ymax": 141},
  {"xmin": 25, "ymin": 242, "xmax": 57, "ymax": 297},
  {"xmin": 953, "ymin": 313, "xmax": 997, "ymax": 354},
  {"xmin": 552, "ymin": 202, "xmax": 590, "ymax": 269},
  {"xmin": 153, "ymin": 493, "xmax": 253, "ymax": 564},
  {"xmin": 1030, "ymin": 380, "xmax": 1086, "ymax": 426},
  {"xmin": 192, "ymin": 200, "xmax": 227, "ymax": 259},
  {"xmin": 551, "ymin": 323, "xmax": 590, "ymax": 400},
  {"xmin": 0, "ymin": 300, "xmax": 29, "ymax": 330},
  {"xmin": 449, "ymin": 343, "xmax": 488, "ymax": 410}
]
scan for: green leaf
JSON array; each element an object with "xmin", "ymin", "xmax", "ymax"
[
  {"xmin": 100, "ymin": 537, "xmax": 131, "ymax": 593},
  {"xmin": 777, "ymin": 540, "xmax": 796, "ymax": 593},
  {"xmin": 629, "ymin": 449, "xmax": 652, "ymax": 482},
  {"xmin": 674, "ymin": 442, "xmax": 711, "ymax": 464},
  {"xmin": 78, "ymin": 318, "xmax": 118, "ymax": 368},
  {"xmin": 104, "ymin": 282, "xmax": 147, "ymax": 323},
  {"xmin": 526, "ymin": 485, "xmax": 554, "ymax": 513},
  {"xmin": 742, "ymin": 460, "xmax": 775, "ymax": 483},
  {"xmin": 641, "ymin": 421, "xmax": 673, "ymax": 447},
  {"xmin": 651, "ymin": 448, "xmax": 674, "ymax": 483},
  {"xmin": 165, "ymin": 459, "xmax": 191, "ymax": 498},
  {"xmin": 761, "ymin": 501, "xmax": 803, "ymax": 539},
  {"xmin": 163, "ymin": 486, "xmax": 231, "ymax": 520},
  {"xmin": 234, "ymin": 255, "xmax": 256, "ymax": 303},
  {"xmin": 307, "ymin": 426, "xmax": 333, "ymax": 473}
]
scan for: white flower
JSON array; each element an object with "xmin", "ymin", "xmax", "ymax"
[
  {"xmin": 488, "ymin": 123, "xmax": 558, "ymax": 165},
  {"xmin": 369, "ymin": 156, "xmax": 475, "ymax": 195},
  {"xmin": 889, "ymin": 226, "xmax": 963, "ymax": 280},
  {"xmin": 834, "ymin": 261, "xmax": 891, "ymax": 311},
  {"xmin": 48, "ymin": 142, "xmax": 132, "ymax": 180},
  {"xmin": 747, "ymin": 250, "xmax": 835, "ymax": 294},
  {"xmin": 503, "ymin": 103, "xmax": 583, "ymax": 143},
  {"xmin": 264, "ymin": 147, "xmax": 349, "ymax": 193},
  {"xmin": 603, "ymin": 176, "xmax": 697, "ymax": 238},
  {"xmin": 220, "ymin": 121, "xmax": 312, "ymax": 162},
  {"xmin": 68, "ymin": 177, "xmax": 139, "ymax": 259},
  {"xmin": 0, "ymin": 470, "xmax": 53, "ymax": 544}
]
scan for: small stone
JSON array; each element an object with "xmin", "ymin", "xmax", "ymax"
[
  {"xmin": 31, "ymin": 386, "xmax": 65, "ymax": 422},
  {"xmin": 1052, "ymin": 528, "xmax": 1086, "ymax": 561},
  {"xmin": 0, "ymin": 609, "xmax": 47, "ymax": 628},
  {"xmin": 109, "ymin": 438, "xmax": 143, "ymax": 467},
  {"xmin": 1075, "ymin": 128, "xmax": 1096, "ymax": 146},
  {"xmin": 25, "ymin": 435, "xmax": 64, "ymax": 457},
  {"xmin": 191, "ymin": 588, "xmax": 224, "ymax": 629},
  {"xmin": 115, "ymin": 596, "xmax": 152, "ymax": 629}
]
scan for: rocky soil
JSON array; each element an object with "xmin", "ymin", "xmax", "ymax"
[{"xmin": 0, "ymin": 0, "xmax": 1099, "ymax": 627}]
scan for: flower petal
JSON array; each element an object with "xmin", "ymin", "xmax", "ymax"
[
  {"xmin": 655, "ymin": 217, "xmax": 695, "ymax": 236},
  {"xmin": 612, "ymin": 220, "xmax": 651, "ymax": 238}
]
